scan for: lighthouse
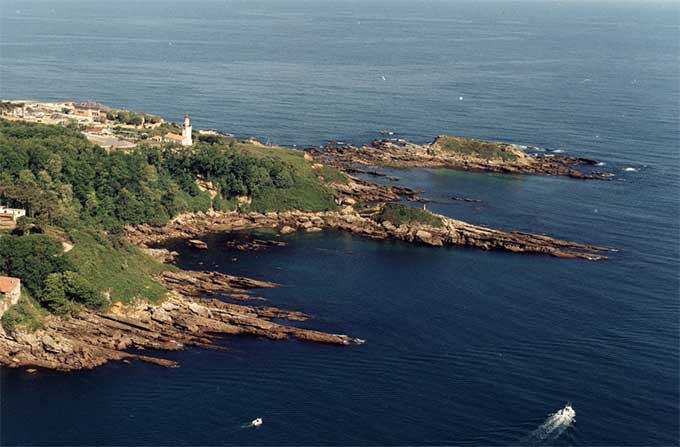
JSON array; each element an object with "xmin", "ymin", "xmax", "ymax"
[{"xmin": 181, "ymin": 113, "xmax": 192, "ymax": 146}]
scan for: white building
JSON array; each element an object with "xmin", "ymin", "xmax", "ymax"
[
  {"xmin": 182, "ymin": 114, "xmax": 192, "ymax": 146},
  {"xmin": 0, "ymin": 206, "xmax": 26, "ymax": 221}
]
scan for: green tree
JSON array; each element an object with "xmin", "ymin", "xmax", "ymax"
[{"xmin": 0, "ymin": 235, "xmax": 70, "ymax": 294}]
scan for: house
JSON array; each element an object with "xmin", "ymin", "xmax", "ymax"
[
  {"xmin": 0, "ymin": 276, "xmax": 21, "ymax": 320},
  {"xmin": 0, "ymin": 206, "xmax": 26, "ymax": 222},
  {"xmin": 0, "ymin": 277, "xmax": 20, "ymax": 302},
  {"xmin": 163, "ymin": 132, "xmax": 185, "ymax": 144},
  {"xmin": 9, "ymin": 106, "xmax": 26, "ymax": 118},
  {"xmin": 0, "ymin": 214, "xmax": 14, "ymax": 227},
  {"xmin": 73, "ymin": 103, "xmax": 109, "ymax": 121},
  {"xmin": 148, "ymin": 135, "xmax": 163, "ymax": 142},
  {"xmin": 73, "ymin": 108, "xmax": 93, "ymax": 118}
]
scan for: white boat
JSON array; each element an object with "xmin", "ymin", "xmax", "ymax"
[
  {"xmin": 251, "ymin": 418, "xmax": 263, "ymax": 427},
  {"xmin": 554, "ymin": 404, "xmax": 576, "ymax": 424}
]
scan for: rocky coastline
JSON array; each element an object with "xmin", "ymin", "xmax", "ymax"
[
  {"xmin": 0, "ymin": 126, "xmax": 612, "ymax": 373},
  {"xmin": 0, "ymin": 186, "xmax": 608, "ymax": 373},
  {"xmin": 310, "ymin": 136, "xmax": 612, "ymax": 180},
  {"xmin": 126, "ymin": 206, "xmax": 609, "ymax": 261},
  {"xmin": 0, "ymin": 270, "xmax": 360, "ymax": 371}
]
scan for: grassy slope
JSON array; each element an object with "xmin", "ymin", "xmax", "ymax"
[
  {"xmin": 378, "ymin": 203, "xmax": 444, "ymax": 228},
  {"xmin": 0, "ymin": 120, "xmax": 349, "ymax": 329},
  {"xmin": 1, "ymin": 288, "xmax": 46, "ymax": 333},
  {"xmin": 65, "ymin": 230, "xmax": 170, "ymax": 305},
  {"xmin": 58, "ymin": 143, "xmax": 345, "ymax": 309},
  {"xmin": 233, "ymin": 142, "xmax": 344, "ymax": 212},
  {"xmin": 434, "ymin": 135, "xmax": 519, "ymax": 161},
  {"xmin": 2, "ymin": 228, "xmax": 170, "ymax": 332}
]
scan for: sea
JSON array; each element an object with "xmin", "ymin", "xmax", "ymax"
[{"xmin": 0, "ymin": 1, "xmax": 678, "ymax": 445}]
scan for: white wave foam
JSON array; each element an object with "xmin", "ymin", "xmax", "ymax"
[
  {"xmin": 551, "ymin": 149, "xmax": 564, "ymax": 154},
  {"xmin": 524, "ymin": 405, "xmax": 575, "ymax": 445},
  {"xmin": 596, "ymin": 162, "xmax": 606, "ymax": 166}
]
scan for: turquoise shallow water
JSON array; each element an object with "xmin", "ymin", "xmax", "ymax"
[{"xmin": 1, "ymin": 1, "xmax": 678, "ymax": 445}]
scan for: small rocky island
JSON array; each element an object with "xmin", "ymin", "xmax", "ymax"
[
  {"xmin": 311, "ymin": 135, "xmax": 611, "ymax": 180},
  {"xmin": 0, "ymin": 102, "xmax": 612, "ymax": 372}
]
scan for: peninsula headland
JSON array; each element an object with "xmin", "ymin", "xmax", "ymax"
[{"xmin": 0, "ymin": 100, "xmax": 611, "ymax": 371}]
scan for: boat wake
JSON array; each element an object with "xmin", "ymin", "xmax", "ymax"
[{"xmin": 521, "ymin": 404, "xmax": 576, "ymax": 446}]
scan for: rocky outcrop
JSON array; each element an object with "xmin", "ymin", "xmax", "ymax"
[
  {"xmin": 328, "ymin": 175, "xmax": 424, "ymax": 203},
  {"xmin": 310, "ymin": 137, "xmax": 612, "ymax": 180},
  {"xmin": 141, "ymin": 247, "xmax": 179, "ymax": 263},
  {"xmin": 224, "ymin": 238, "xmax": 287, "ymax": 251},
  {"xmin": 125, "ymin": 206, "xmax": 609, "ymax": 260},
  {"xmin": 452, "ymin": 196, "xmax": 482, "ymax": 203},
  {"xmin": 279, "ymin": 225, "xmax": 296, "ymax": 235},
  {"xmin": 155, "ymin": 270, "xmax": 278, "ymax": 298},
  {"xmin": 0, "ymin": 271, "xmax": 360, "ymax": 371},
  {"xmin": 187, "ymin": 239, "xmax": 208, "ymax": 250}
]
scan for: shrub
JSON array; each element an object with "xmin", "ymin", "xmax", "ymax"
[
  {"xmin": 0, "ymin": 234, "xmax": 70, "ymax": 294},
  {"xmin": 39, "ymin": 271, "xmax": 105, "ymax": 316},
  {"xmin": 65, "ymin": 230, "xmax": 168, "ymax": 305},
  {"xmin": 213, "ymin": 196, "xmax": 237, "ymax": 211},
  {"xmin": 186, "ymin": 191, "xmax": 213, "ymax": 213},
  {"xmin": 434, "ymin": 135, "xmax": 518, "ymax": 161},
  {"xmin": 1, "ymin": 292, "xmax": 44, "ymax": 333},
  {"xmin": 377, "ymin": 203, "xmax": 443, "ymax": 228}
]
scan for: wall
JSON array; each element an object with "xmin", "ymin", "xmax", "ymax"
[{"xmin": 0, "ymin": 282, "xmax": 21, "ymax": 320}]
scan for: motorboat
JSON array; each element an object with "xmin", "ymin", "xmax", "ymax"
[{"xmin": 554, "ymin": 404, "xmax": 575, "ymax": 423}]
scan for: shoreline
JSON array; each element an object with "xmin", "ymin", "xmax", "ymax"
[
  {"xmin": 2, "ymin": 99, "xmax": 612, "ymax": 181},
  {"xmin": 127, "ymin": 207, "xmax": 610, "ymax": 261},
  {"xmin": 0, "ymin": 103, "xmax": 612, "ymax": 373},
  {"xmin": 1, "ymin": 199, "xmax": 610, "ymax": 372},
  {"xmin": 0, "ymin": 270, "xmax": 361, "ymax": 372}
]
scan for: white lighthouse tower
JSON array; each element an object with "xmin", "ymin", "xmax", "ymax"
[{"xmin": 181, "ymin": 113, "xmax": 192, "ymax": 146}]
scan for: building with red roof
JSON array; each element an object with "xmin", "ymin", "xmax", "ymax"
[{"xmin": 0, "ymin": 276, "xmax": 21, "ymax": 319}]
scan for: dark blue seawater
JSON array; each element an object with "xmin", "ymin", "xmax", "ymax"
[{"xmin": 1, "ymin": 1, "xmax": 678, "ymax": 445}]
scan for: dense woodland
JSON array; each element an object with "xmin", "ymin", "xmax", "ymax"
[
  {"xmin": 0, "ymin": 119, "xmax": 334, "ymax": 229},
  {"xmin": 0, "ymin": 119, "xmax": 338, "ymax": 327}
]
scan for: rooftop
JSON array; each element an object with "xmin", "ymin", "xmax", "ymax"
[
  {"xmin": 0, "ymin": 276, "xmax": 20, "ymax": 294},
  {"xmin": 164, "ymin": 132, "xmax": 184, "ymax": 142}
]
